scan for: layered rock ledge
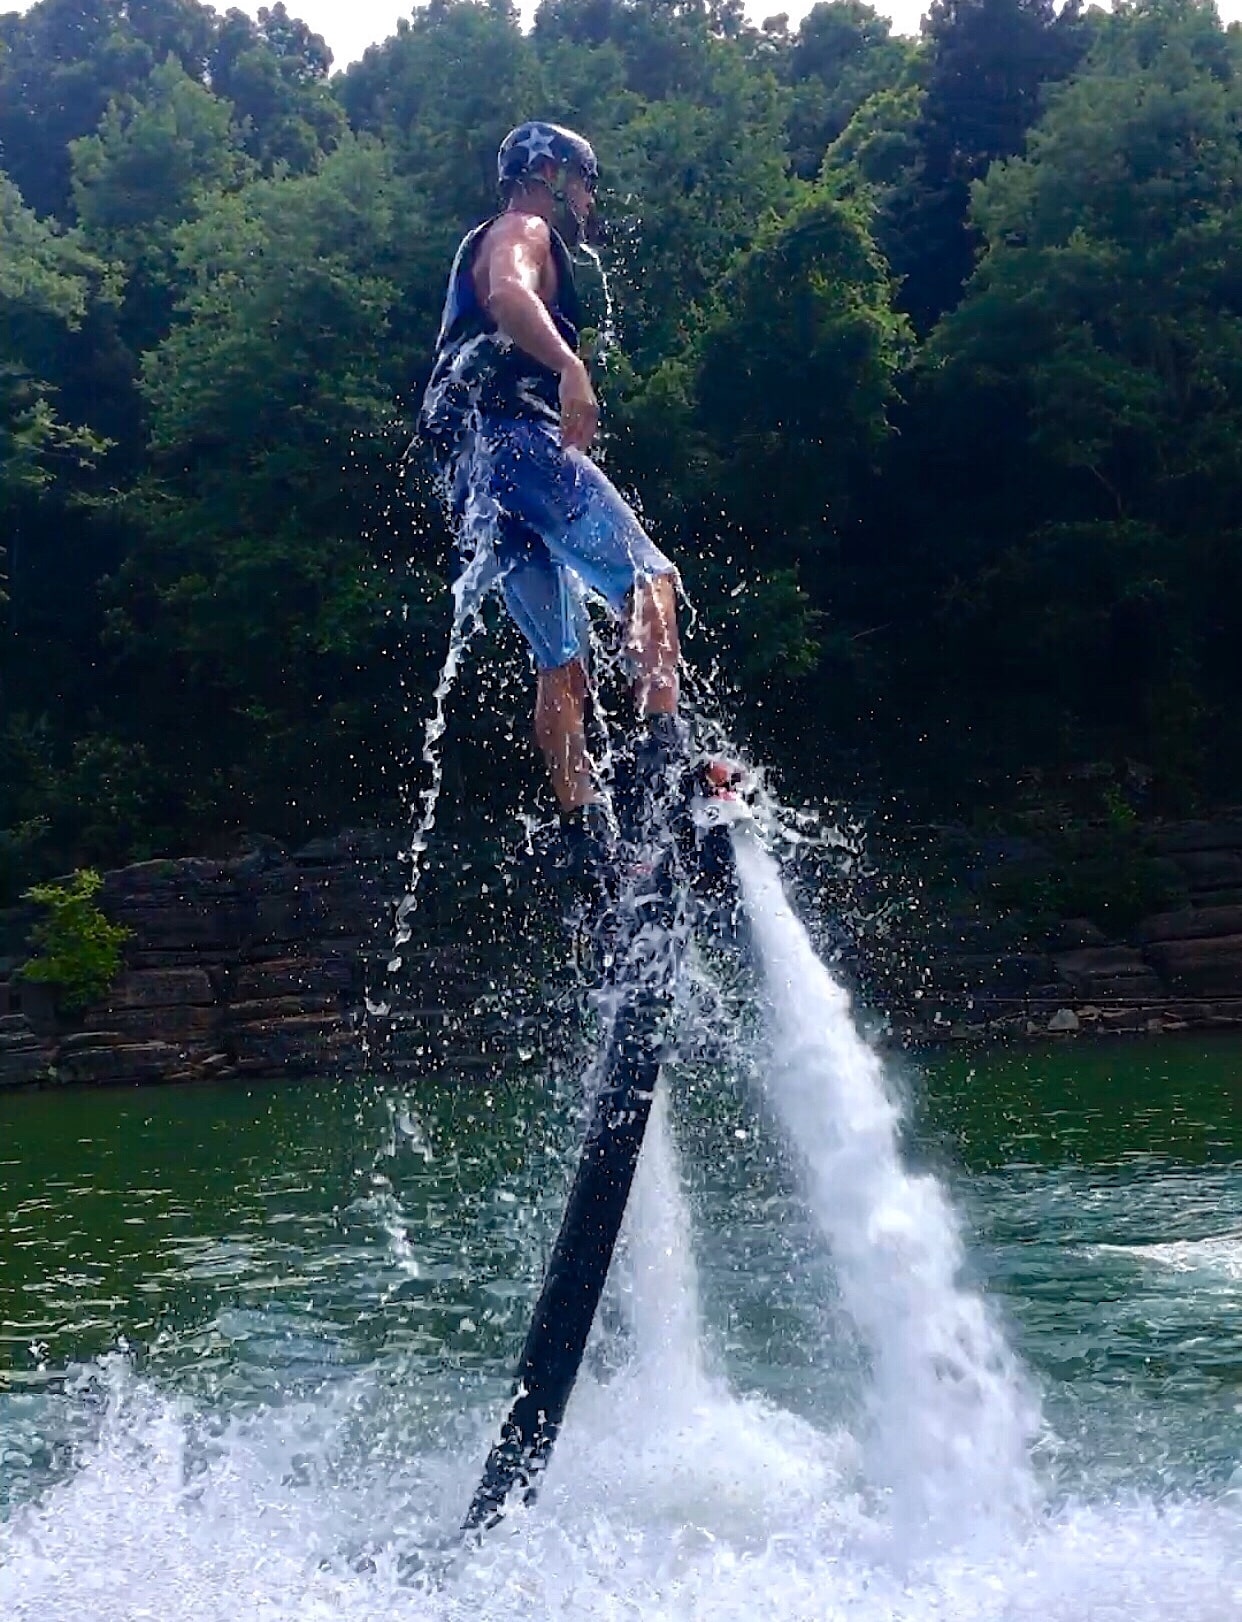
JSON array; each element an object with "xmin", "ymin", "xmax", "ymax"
[
  {"xmin": 885, "ymin": 812, "xmax": 1242, "ymax": 1043},
  {"xmin": 8, "ymin": 812, "xmax": 1242, "ymax": 1087},
  {"xmin": 0, "ymin": 833, "xmax": 549, "ymax": 1089}
]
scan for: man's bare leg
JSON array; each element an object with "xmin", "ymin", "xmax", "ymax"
[
  {"xmin": 626, "ymin": 573, "xmax": 681, "ymax": 717},
  {"xmin": 535, "ymin": 658, "xmax": 594, "ymax": 812},
  {"xmin": 536, "ymin": 575, "xmax": 681, "ymax": 811},
  {"xmin": 535, "ymin": 574, "xmax": 682, "ymax": 818}
]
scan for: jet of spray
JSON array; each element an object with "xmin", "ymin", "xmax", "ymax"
[{"xmin": 729, "ymin": 825, "xmax": 1041, "ymax": 1548}]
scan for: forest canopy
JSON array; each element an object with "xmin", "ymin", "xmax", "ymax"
[{"xmin": 2, "ymin": 0, "xmax": 1240, "ymax": 896}]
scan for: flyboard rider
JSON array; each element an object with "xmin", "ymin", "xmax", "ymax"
[
  {"xmin": 419, "ymin": 120, "xmax": 729, "ymax": 901},
  {"xmin": 422, "ymin": 125, "xmax": 745, "ymax": 1530}
]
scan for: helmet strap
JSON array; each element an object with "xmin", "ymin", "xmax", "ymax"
[
  {"xmin": 518, "ymin": 166, "xmax": 587, "ymax": 245},
  {"xmin": 554, "ymin": 187, "xmax": 588, "ymax": 242}
]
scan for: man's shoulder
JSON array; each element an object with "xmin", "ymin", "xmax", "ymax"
[{"xmin": 480, "ymin": 209, "xmax": 553, "ymax": 256}]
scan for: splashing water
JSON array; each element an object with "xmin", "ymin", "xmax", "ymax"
[
  {"xmin": 578, "ymin": 243, "xmax": 618, "ymax": 374},
  {"xmin": 12, "ymin": 228, "xmax": 1236, "ymax": 1617},
  {"xmin": 390, "ymin": 437, "xmax": 500, "ymax": 966},
  {"xmin": 389, "ymin": 246, "xmax": 627, "ymax": 972},
  {"xmin": 620, "ymin": 1089, "xmax": 705, "ymax": 1395},
  {"xmin": 5, "ymin": 994, "xmax": 1242, "ymax": 1616},
  {"xmin": 730, "ymin": 826, "xmax": 1041, "ymax": 1546},
  {"xmin": 390, "ymin": 234, "xmax": 717, "ymax": 1000}
]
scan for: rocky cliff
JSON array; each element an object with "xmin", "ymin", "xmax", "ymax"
[
  {"xmin": 0, "ymin": 831, "xmax": 552, "ymax": 1089},
  {"xmin": 7, "ymin": 813, "xmax": 1242, "ymax": 1088},
  {"xmin": 885, "ymin": 814, "xmax": 1242, "ymax": 1042}
]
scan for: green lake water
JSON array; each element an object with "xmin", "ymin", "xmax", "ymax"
[{"xmin": 2, "ymin": 1031, "xmax": 1240, "ymax": 1618}]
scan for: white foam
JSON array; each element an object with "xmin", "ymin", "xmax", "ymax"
[
  {"xmin": 7, "ymin": 825, "xmax": 1242, "ymax": 1618},
  {"xmin": 1090, "ymin": 1234, "xmax": 1242, "ymax": 1281},
  {"xmin": 3, "ymin": 1357, "xmax": 1240, "ymax": 1622},
  {"xmin": 618, "ymin": 1088, "xmax": 706, "ymax": 1393}
]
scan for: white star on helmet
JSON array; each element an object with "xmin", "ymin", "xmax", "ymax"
[{"xmin": 516, "ymin": 126, "xmax": 559, "ymax": 163}]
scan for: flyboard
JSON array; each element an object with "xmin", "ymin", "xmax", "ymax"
[{"xmin": 462, "ymin": 762, "xmax": 753, "ymax": 1533}]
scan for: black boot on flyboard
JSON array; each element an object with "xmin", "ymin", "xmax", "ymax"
[
  {"xmin": 461, "ymin": 715, "xmax": 752, "ymax": 1536},
  {"xmin": 543, "ymin": 716, "xmax": 750, "ymax": 969},
  {"xmin": 606, "ymin": 714, "xmax": 751, "ymax": 945}
]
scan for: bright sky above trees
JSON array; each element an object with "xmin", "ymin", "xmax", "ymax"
[
  {"xmin": 11, "ymin": 0, "xmax": 1242, "ymax": 68},
  {"xmin": 181, "ymin": 0, "xmax": 1242, "ymax": 68},
  {"xmin": 244, "ymin": 0, "xmax": 923, "ymax": 63},
  {"xmin": 4, "ymin": 0, "xmax": 927, "ymax": 67}
]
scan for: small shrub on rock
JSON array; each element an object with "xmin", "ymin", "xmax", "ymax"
[{"xmin": 18, "ymin": 869, "xmax": 130, "ymax": 1014}]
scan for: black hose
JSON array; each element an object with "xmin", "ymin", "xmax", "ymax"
[{"xmin": 463, "ymin": 858, "xmax": 681, "ymax": 1531}]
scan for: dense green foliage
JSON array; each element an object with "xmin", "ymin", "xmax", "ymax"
[
  {"xmin": 1, "ymin": 0, "xmax": 1240, "ymax": 897},
  {"xmin": 18, "ymin": 869, "xmax": 130, "ymax": 1011}
]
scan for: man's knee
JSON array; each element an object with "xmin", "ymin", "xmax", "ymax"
[{"xmin": 538, "ymin": 657, "xmax": 588, "ymax": 702}]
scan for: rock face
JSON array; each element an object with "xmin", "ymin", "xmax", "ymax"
[
  {"xmin": 0, "ymin": 832, "xmax": 553, "ymax": 1089},
  {"xmin": 1049, "ymin": 946, "xmax": 1165, "ymax": 1002},
  {"xmin": 1143, "ymin": 935, "xmax": 1242, "ymax": 998},
  {"xmin": 10, "ymin": 809, "xmax": 1242, "ymax": 1085},
  {"xmin": 880, "ymin": 807, "xmax": 1242, "ymax": 1043}
]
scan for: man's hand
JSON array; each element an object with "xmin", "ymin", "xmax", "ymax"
[{"xmin": 559, "ymin": 356, "xmax": 599, "ymax": 452}]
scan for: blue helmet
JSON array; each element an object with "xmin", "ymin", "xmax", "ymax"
[{"xmin": 497, "ymin": 121, "xmax": 599, "ymax": 195}]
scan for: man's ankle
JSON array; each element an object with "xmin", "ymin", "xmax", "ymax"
[
  {"xmin": 640, "ymin": 710, "xmax": 690, "ymax": 760},
  {"xmin": 560, "ymin": 800, "xmax": 611, "ymax": 837}
]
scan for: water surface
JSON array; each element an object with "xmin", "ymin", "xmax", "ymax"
[{"xmin": 2, "ymin": 1032, "xmax": 1241, "ymax": 1617}]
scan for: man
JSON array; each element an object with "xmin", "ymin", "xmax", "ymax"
[{"xmin": 419, "ymin": 120, "xmax": 693, "ymax": 886}]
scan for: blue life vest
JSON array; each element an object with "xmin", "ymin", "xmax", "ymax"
[{"xmin": 419, "ymin": 216, "xmax": 582, "ymax": 461}]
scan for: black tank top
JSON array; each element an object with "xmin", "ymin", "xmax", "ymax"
[{"xmin": 418, "ymin": 216, "xmax": 582, "ymax": 461}]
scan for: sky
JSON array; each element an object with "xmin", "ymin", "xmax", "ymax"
[
  {"xmin": 11, "ymin": 0, "xmax": 1242, "ymax": 71},
  {"xmin": 230, "ymin": 0, "xmax": 1242, "ymax": 66},
  {"xmin": 255, "ymin": 0, "xmax": 925, "ymax": 63}
]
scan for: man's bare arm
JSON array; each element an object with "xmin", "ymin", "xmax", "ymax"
[{"xmin": 478, "ymin": 213, "xmax": 599, "ymax": 451}]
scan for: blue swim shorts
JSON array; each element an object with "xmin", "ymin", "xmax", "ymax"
[{"xmin": 449, "ymin": 417, "xmax": 676, "ymax": 671}]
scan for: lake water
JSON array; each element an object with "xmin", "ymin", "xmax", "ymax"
[{"xmin": 2, "ymin": 1023, "xmax": 1241, "ymax": 1618}]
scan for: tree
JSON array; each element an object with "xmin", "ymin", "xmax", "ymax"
[
  {"xmin": 533, "ymin": 0, "xmax": 726, "ymax": 103},
  {"xmin": 0, "ymin": 0, "xmax": 338, "ymax": 221},
  {"xmin": 886, "ymin": 0, "xmax": 1088, "ymax": 333},
  {"xmin": 71, "ymin": 56, "xmax": 253, "ymax": 256},
  {"xmin": 784, "ymin": 1, "xmax": 919, "ymax": 178},
  {"xmin": 341, "ymin": 0, "xmax": 541, "ymax": 223},
  {"xmin": 109, "ymin": 140, "xmax": 435, "ymax": 835},
  {"xmin": 621, "ymin": 185, "xmax": 907, "ymax": 756},
  {"xmin": 0, "ymin": 173, "xmax": 114, "ymax": 887},
  {"xmin": 5, "ymin": 0, "xmax": 1242, "ymax": 883},
  {"xmin": 600, "ymin": 44, "xmax": 796, "ymax": 368},
  {"xmin": 0, "ymin": 0, "xmax": 218, "ymax": 217},
  {"xmin": 70, "ymin": 55, "xmax": 253, "ymax": 353},
  {"xmin": 209, "ymin": 4, "xmax": 345, "ymax": 175},
  {"xmin": 914, "ymin": 0, "xmax": 1242, "ymax": 795},
  {"xmin": 0, "ymin": 173, "xmax": 108, "ymax": 520},
  {"xmin": 692, "ymin": 186, "xmax": 906, "ymax": 533}
]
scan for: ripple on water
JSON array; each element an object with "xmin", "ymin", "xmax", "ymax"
[{"xmin": 1089, "ymin": 1233, "xmax": 1242, "ymax": 1282}]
